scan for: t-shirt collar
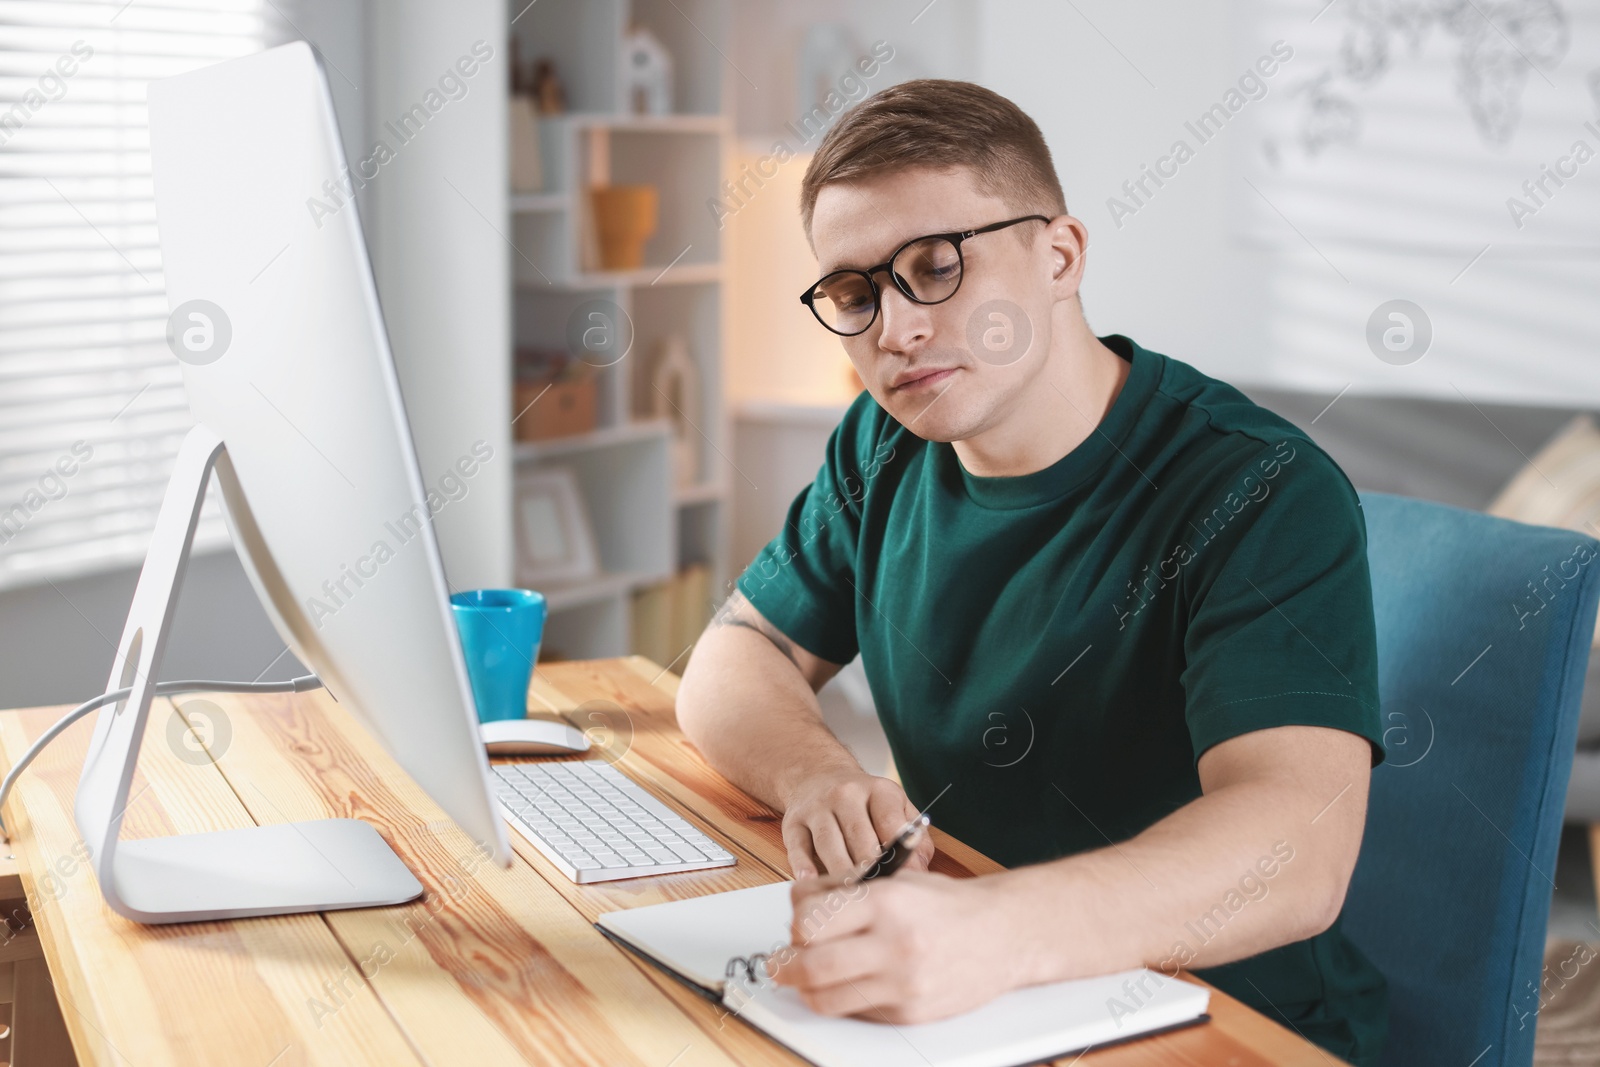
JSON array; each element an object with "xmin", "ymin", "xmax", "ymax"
[{"xmin": 949, "ymin": 334, "xmax": 1159, "ymax": 510}]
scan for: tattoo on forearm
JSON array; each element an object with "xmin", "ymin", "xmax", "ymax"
[{"xmin": 714, "ymin": 597, "xmax": 801, "ymax": 670}]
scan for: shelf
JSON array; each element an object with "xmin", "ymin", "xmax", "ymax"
[
  {"xmin": 513, "ymin": 418, "xmax": 671, "ymax": 461},
  {"xmin": 505, "ymin": 0, "xmax": 732, "ymax": 660},
  {"xmin": 509, "ymin": 192, "xmax": 570, "ymax": 213},
  {"xmin": 518, "ymin": 262, "xmax": 723, "ymax": 291},
  {"xmin": 544, "ymin": 113, "xmax": 729, "ymax": 135},
  {"xmin": 674, "ymin": 481, "xmax": 725, "ymax": 505},
  {"xmin": 530, "ymin": 568, "xmax": 673, "ymax": 613}
]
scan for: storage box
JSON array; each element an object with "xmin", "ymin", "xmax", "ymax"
[{"xmin": 513, "ymin": 370, "xmax": 597, "ymax": 441}]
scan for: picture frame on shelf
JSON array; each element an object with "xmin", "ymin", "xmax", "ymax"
[{"xmin": 514, "ymin": 466, "xmax": 600, "ymax": 585}]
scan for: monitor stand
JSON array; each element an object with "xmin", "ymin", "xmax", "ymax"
[{"xmin": 72, "ymin": 424, "xmax": 423, "ymax": 923}]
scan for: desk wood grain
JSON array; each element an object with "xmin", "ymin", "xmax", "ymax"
[{"xmin": 0, "ymin": 657, "xmax": 1349, "ymax": 1067}]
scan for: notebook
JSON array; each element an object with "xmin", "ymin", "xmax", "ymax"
[{"xmin": 595, "ymin": 881, "xmax": 1210, "ymax": 1067}]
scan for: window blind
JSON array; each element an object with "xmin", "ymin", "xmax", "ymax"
[{"xmin": 0, "ymin": 0, "xmax": 271, "ymax": 590}]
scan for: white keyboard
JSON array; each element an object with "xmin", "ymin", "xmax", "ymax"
[{"xmin": 490, "ymin": 759, "xmax": 736, "ymax": 883}]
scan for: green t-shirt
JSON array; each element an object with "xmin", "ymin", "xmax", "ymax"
[{"xmin": 736, "ymin": 334, "xmax": 1388, "ymax": 1065}]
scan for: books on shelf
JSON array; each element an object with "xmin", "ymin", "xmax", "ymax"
[{"xmin": 631, "ymin": 564, "xmax": 711, "ymax": 667}]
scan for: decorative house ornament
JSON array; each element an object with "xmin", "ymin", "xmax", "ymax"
[
  {"xmin": 642, "ymin": 334, "xmax": 701, "ymax": 487},
  {"xmin": 622, "ymin": 24, "xmax": 673, "ymax": 116}
]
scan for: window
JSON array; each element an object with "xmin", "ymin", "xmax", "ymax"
[{"xmin": 0, "ymin": 0, "xmax": 274, "ymax": 589}]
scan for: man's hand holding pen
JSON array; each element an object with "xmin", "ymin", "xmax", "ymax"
[
  {"xmin": 778, "ymin": 870, "xmax": 1022, "ymax": 1025},
  {"xmin": 775, "ymin": 815, "xmax": 1026, "ymax": 1025}
]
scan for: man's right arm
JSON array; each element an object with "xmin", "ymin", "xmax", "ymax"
[{"xmin": 675, "ymin": 589, "xmax": 931, "ymax": 879}]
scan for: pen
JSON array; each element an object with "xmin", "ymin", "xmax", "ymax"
[
  {"xmin": 856, "ymin": 812, "xmax": 931, "ymax": 882},
  {"xmin": 764, "ymin": 814, "xmax": 928, "ymax": 984}
]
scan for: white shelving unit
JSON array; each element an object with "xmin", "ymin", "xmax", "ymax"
[{"xmin": 509, "ymin": 0, "xmax": 731, "ymax": 662}]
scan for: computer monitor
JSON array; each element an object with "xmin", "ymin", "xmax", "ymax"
[{"xmin": 74, "ymin": 42, "xmax": 511, "ymax": 923}]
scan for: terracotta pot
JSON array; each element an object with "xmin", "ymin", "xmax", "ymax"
[{"xmin": 589, "ymin": 185, "xmax": 659, "ymax": 271}]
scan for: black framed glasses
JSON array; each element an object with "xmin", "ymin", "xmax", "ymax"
[{"xmin": 799, "ymin": 215, "xmax": 1051, "ymax": 336}]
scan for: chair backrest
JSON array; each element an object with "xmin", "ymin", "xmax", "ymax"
[{"xmin": 1344, "ymin": 492, "xmax": 1600, "ymax": 1067}]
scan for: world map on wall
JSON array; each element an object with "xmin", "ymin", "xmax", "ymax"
[
  {"xmin": 1260, "ymin": 0, "xmax": 1595, "ymax": 166},
  {"xmin": 1234, "ymin": 0, "xmax": 1600, "ymax": 411},
  {"xmin": 1241, "ymin": 0, "xmax": 1600, "ymax": 250}
]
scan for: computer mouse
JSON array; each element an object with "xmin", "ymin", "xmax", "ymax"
[{"xmin": 479, "ymin": 717, "xmax": 593, "ymax": 755}]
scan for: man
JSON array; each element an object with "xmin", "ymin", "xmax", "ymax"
[{"xmin": 676, "ymin": 79, "xmax": 1386, "ymax": 1065}]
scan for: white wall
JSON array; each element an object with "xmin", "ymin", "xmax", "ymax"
[
  {"xmin": 974, "ymin": 0, "xmax": 1276, "ymax": 391},
  {"xmin": 728, "ymin": 0, "xmax": 979, "ymax": 140},
  {"xmin": 0, "ymin": 550, "xmax": 307, "ymax": 708}
]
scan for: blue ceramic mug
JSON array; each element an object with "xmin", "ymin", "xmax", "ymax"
[{"xmin": 450, "ymin": 589, "xmax": 547, "ymax": 723}]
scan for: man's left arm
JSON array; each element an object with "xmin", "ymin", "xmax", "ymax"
[{"xmin": 775, "ymin": 722, "xmax": 1369, "ymax": 1023}]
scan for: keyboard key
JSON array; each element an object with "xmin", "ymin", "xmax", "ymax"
[{"xmin": 666, "ymin": 841, "xmax": 707, "ymax": 862}]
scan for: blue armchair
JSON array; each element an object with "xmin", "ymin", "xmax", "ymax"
[{"xmin": 1342, "ymin": 492, "xmax": 1600, "ymax": 1066}]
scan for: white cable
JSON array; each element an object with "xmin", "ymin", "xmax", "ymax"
[{"xmin": 0, "ymin": 674, "xmax": 322, "ymax": 842}]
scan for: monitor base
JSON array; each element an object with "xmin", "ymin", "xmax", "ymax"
[{"xmin": 110, "ymin": 820, "xmax": 422, "ymax": 924}]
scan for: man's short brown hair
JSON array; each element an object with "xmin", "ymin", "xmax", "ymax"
[{"xmin": 799, "ymin": 79, "xmax": 1066, "ymax": 240}]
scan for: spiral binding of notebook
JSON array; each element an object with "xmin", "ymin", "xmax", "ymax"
[{"xmin": 724, "ymin": 951, "xmax": 775, "ymax": 987}]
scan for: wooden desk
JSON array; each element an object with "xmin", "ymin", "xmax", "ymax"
[{"xmin": 0, "ymin": 657, "xmax": 1350, "ymax": 1066}]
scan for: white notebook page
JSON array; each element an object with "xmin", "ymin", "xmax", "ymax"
[{"xmin": 596, "ymin": 881, "xmax": 1210, "ymax": 1067}]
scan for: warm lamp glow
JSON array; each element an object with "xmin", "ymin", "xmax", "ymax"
[{"xmin": 726, "ymin": 144, "xmax": 863, "ymax": 409}]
